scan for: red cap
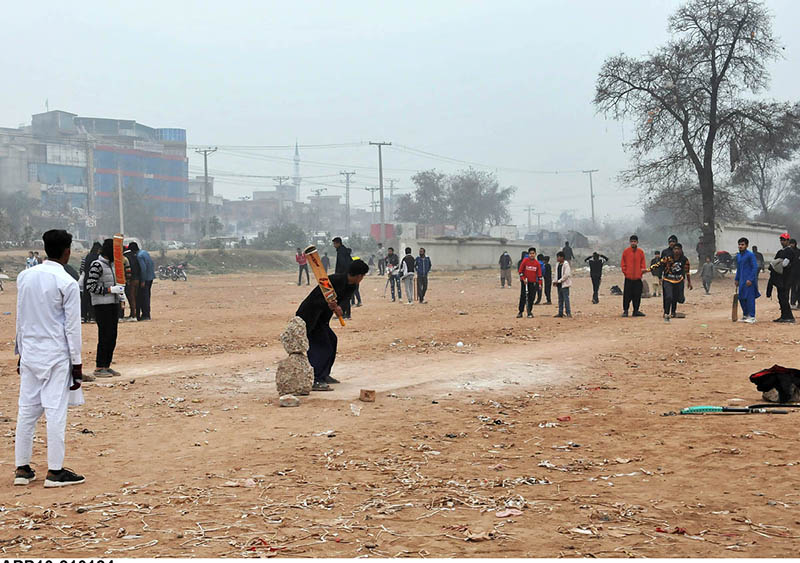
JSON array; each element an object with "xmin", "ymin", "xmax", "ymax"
[{"xmin": 780, "ymin": 232, "xmax": 791, "ymax": 239}]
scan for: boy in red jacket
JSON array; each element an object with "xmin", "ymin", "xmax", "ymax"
[
  {"xmin": 517, "ymin": 247, "xmax": 543, "ymax": 318},
  {"xmin": 620, "ymin": 234, "xmax": 648, "ymax": 317}
]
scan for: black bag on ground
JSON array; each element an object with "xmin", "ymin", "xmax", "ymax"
[{"xmin": 749, "ymin": 365, "xmax": 800, "ymax": 403}]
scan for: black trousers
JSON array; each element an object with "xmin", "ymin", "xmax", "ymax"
[
  {"xmin": 389, "ymin": 275, "xmax": 401, "ymax": 299},
  {"xmin": 94, "ymin": 303, "xmax": 119, "ymax": 368},
  {"xmin": 417, "ymin": 275, "xmax": 428, "ymax": 302},
  {"xmin": 778, "ymin": 285, "xmax": 794, "ymax": 319},
  {"xmin": 662, "ymin": 280, "xmax": 684, "ymax": 316},
  {"xmin": 138, "ymin": 280, "xmax": 153, "ymax": 319},
  {"xmin": 298, "ymin": 264, "xmax": 310, "ymax": 285},
  {"xmin": 307, "ymin": 324, "xmax": 337, "ymax": 383},
  {"xmin": 81, "ymin": 291, "xmax": 94, "ymax": 321},
  {"xmin": 518, "ymin": 281, "xmax": 537, "ymax": 313},
  {"xmin": 537, "ymin": 277, "xmax": 552, "ymax": 303},
  {"xmin": 591, "ymin": 276, "xmax": 601, "ymax": 302},
  {"xmin": 378, "ymin": 259, "xmax": 385, "ymax": 276},
  {"xmin": 351, "ymin": 287, "xmax": 362, "ymax": 305},
  {"xmin": 791, "ymin": 280, "xmax": 800, "ymax": 306},
  {"xmin": 623, "ymin": 278, "xmax": 643, "ymax": 313}
]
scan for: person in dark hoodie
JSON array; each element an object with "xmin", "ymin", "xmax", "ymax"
[
  {"xmin": 79, "ymin": 242, "xmax": 101, "ymax": 323},
  {"xmin": 766, "ymin": 233, "xmax": 796, "ymax": 323},
  {"xmin": 123, "ymin": 243, "xmax": 141, "ymax": 320},
  {"xmin": 584, "ymin": 251, "xmax": 609, "ymax": 304},
  {"xmin": 332, "ymin": 237, "xmax": 353, "ymax": 319},
  {"xmin": 296, "ymin": 259, "xmax": 369, "ymax": 391}
]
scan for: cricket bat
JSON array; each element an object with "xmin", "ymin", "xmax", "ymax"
[
  {"xmin": 113, "ymin": 234, "xmax": 125, "ymax": 314},
  {"xmin": 680, "ymin": 405, "xmax": 788, "ymax": 415},
  {"xmin": 304, "ymin": 245, "xmax": 346, "ymax": 327},
  {"xmin": 731, "ymin": 292, "xmax": 738, "ymax": 322}
]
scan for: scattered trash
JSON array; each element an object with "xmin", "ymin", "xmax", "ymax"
[
  {"xmin": 465, "ymin": 530, "xmax": 495, "ymax": 542},
  {"xmin": 312, "ymin": 429, "xmax": 336, "ymax": 437},
  {"xmin": 359, "ymin": 389, "xmax": 376, "ymax": 402},
  {"xmin": 496, "ymin": 508, "xmax": 523, "ymax": 518},
  {"xmin": 350, "ymin": 403, "xmax": 361, "ymax": 416},
  {"xmin": 279, "ymin": 394, "xmax": 300, "ymax": 407},
  {"xmin": 556, "ymin": 416, "xmax": 571, "ymax": 422},
  {"xmin": 456, "ymin": 341, "xmax": 464, "ymax": 347}
]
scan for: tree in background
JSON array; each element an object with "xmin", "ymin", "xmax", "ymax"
[
  {"xmin": 595, "ymin": 0, "xmax": 797, "ymax": 261},
  {"xmin": 98, "ymin": 183, "xmax": 156, "ymax": 239},
  {"xmin": 254, "ymin": 222, "xmax": 307, "ymax": 250},
  {"xmin": 395, "ymin": 168, "xmax": 515, "ymax": 235}
]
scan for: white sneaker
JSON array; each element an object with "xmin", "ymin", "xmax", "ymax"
[
  {"xmin": 738, "ymin": 317, "xmax": 749, "ymax": 323},
  {"xmin": 745, "ymin": 317, "xmax": 756, "ymax": 324}
]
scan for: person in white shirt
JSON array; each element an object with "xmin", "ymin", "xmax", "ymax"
[
  {"xmin": 14, "ymin": 229, "xmax": 86, "ymax": 488},
  {"xmin": 553, "ymin": 251, "xmax": 573, "ymax": 318},
  {"xmin": 25, "ymin": 251, "xmax": 37, "ymax": 269}
]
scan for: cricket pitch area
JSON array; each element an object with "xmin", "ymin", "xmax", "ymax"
[{"xmin": 1, "ymin": 269, "xmax": 799, "ymax": 557}]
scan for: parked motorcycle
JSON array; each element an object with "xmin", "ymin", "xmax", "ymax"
[{"xmin": 712, "ymin": 250, "xmax": 735, "ymax": 275}]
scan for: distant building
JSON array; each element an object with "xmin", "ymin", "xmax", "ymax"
[
  {"xmin": 0, "ymin": 110, "xmax": 190, "ymax": 240},
  {"xmin": 188, "ymin": 175, "xmax": 223, "ymax": 238}
]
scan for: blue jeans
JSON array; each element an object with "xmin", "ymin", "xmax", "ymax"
[
  {"xmin": 557, "ymin": 286, "xmax": 571, "ymax": 316},
  {"xmin": 389, "ymin": 275, "xmax": 402, "ymax": 299}
]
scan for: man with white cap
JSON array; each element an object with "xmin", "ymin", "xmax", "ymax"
[{"xmin": 14, "ymin": 229, "xmax": 85, "ymax": 487}]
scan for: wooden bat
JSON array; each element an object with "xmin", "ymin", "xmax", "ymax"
[
  {"xmin": 113, "ymin": 234, "xmax": 125, "ymax": 314},
  {"xmin": 304, "ymin": 245, "xmax": 345, "ymax": 327},
  {"xmin": 732, "ymin": 292, "xmax": 738, "ymax": 322}
]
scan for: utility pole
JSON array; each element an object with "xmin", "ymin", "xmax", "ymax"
[
  {"xmin": 340, "ymin": 171, "xmax": 356, "ymax": 236},
  {"xmin": 365, "ymin": 187, "xmax": 380, "ymax": 231},
  {"xmin": 195, "ymin": 147, "xmax": 217, "ymax": 238},
  {"xmin": 534, "ymin": 212, "xmax": 546, "ymax": 230},
  {"xmin": 273, "ymin": 176, "xmax": 290, "ymax": 186},
  {"xmin": 369, "ymin": 141, "xmax": 391, "ymax": 243},
  {"xmin": 582, "ymin": 169, "xmax": 598, "ymax": 226},
  {"xmin": 386, "ymin": 178, "xmax": 398, "ymax": 222},
  {"xmin": 524, "ymin": 205, "xmax": 534, "ymax": 234},
  {"xmin": 310, "ymin": 187, "xmax": 326, "ymax": 233},
  {"xmin": 116, "ymin": 166, "xmax": 125, "ymax": 234}
]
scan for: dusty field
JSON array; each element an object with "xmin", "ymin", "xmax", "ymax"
[{"xmin": 1, "ymin": 267, "xmax": 800, "ymax": 557}]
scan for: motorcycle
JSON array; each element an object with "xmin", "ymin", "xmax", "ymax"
[
  {"xmin": 712, "ymin": 250, "xmax": 735, "ymax": 275},
  {"xmin": 157, "ymin": 265, "xmax": 172, "ymax": 280},
  {"xmin": 171, "ymin": 263, "xmax": 188, "ymax": 281}
]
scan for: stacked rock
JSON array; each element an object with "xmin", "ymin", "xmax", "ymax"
[{"xmin": 276, "ymin": 316, "xmax": 314, "ymax": 400}]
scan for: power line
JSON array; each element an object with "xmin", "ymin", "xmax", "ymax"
[
  {"xmin": 340, "ymin": 171, "xmax": 356, "ymax": 236},
  {"xmin": 582, "ymin": 169, "xmax": 599, "ymax": 225},
  {"xmin": 195, "ymin": 147, "xmax": 217, "ymax": 238},
  {"xmin": 369, "ymin": 141, "xmax": 391, "ymax": 243}
]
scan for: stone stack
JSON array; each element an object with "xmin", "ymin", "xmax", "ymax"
[{"xmin": 275, "ymin": 316, "xmax": 313, "ymax": 398}]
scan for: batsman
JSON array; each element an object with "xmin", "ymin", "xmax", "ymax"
[{"xmin": 296, "ymin": 257, "xmax": 369, "ymax": 391}]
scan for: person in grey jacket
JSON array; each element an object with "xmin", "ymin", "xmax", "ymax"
[{"xmin": 86, "ymin": 239, "xmax": 125, "ymax": 377}]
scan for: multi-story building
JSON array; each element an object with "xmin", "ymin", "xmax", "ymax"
[
  {"xmin": 0, "ymin": 110, "xmax": 190, "ymax": 240},
  {"xmin": 188, "ymin": 175, "xmax": 223, "ymax": 238}
]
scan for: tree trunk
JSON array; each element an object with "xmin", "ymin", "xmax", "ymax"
[{"xmin": 700, "ymin": 170, "xmax": 716, "ymax": 263}]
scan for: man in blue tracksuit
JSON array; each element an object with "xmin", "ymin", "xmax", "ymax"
[
  {"xmin": 735, "ymin": 237, "xmax": 760, "ymax": 323},
  {"xmin": 415, "ymin": 247, "xmax": 432, "ymax": 303}
]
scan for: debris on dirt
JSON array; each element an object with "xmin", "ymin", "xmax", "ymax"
[{"xmin": 279, "ymin": 394, "xmax": 300, "ymax": 407}]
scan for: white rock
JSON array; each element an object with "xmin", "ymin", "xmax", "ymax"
[{"xmin": 279, "ymin": 394, "xmax": 300, "ymax": 407}]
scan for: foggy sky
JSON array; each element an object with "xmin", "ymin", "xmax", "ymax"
[{"xmin": 2, "ymin": 0, "xmax": 798, "ymax": 231}]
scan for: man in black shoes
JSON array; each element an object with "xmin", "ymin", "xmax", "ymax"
[
  {"xmin": 517, "ymin": 247, "xmax": 543, "ymax": 318},
  {"xmin": 651, "ymin": 242, "xmax": 693, "ymax": 322},
  {"xmin": 767, "ymin": 232, "xmax": 796, "ymax": 323},
  {"xmin": 585, "ymin": 252, "xmax": 609, "ymax": 304},
  {"xmin": 296, "ymin": 259, "xmax": 369, "ymax": 391}
]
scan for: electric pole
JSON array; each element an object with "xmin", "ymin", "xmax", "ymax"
[
  {"xmin": 524, "ymin": 205, "xmax": 534, "ymax": 235},
  {"xmin": 369, "ymin": 141, "xmax": 391, "ymax": 243},
  {"xmin": 534, "ymin": 212, "xmax": 546, "ymax": 230},
  {"xmin": 273, "ymin": 176, "xmax": 290, "ymax": 186},
  {"xmin": 195, "ymin": 147, "xmax": 217, "ymax": 238},
  {"xmin": 310, "ymin": 187, "xmax": 326, "ymax": 233},
  {"xmin": 386, "ymin": 178, "xmax": 398, "ymax": 222},
  {"xmin": 582, "ymin": 169, "xmax": 598, "ymax": 226},
  {"xmin": 340, "ymin": 171, "xmax": 356, "ymax": 236},
  {"xmin": 365, "ymin": 187, "xmax": 380, "ymax": 231}
]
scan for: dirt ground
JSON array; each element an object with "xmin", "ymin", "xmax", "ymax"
[{"xmin": 1, "ymin": 266, "xmax": 800, "ymax": 557}]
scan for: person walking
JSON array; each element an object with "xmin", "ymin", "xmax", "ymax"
[
  {"xmin": 321, "ymin": 252, "xmax": 331, "ymax": 273},
  {"xmin": 132, "ymin": 242, "xmax": 154, "ymax": 321},
  {"xmin": 553, "ymin": 251, "xmax": 572, "ymax": 317},
  {"xmin": 376, "ymin": 243, "xmax": 386, "ymax": 276},
  {"xmin": 752, "ymin": 245, "xmax": 765, "ymax": 274},
  {"xmin": 400, "ymin": 247, "xmax": 416, "ymax": 305},
  {"xmin": 789, "ymin": 239, "xmax": 800, "ymax": 309},
  {"xmin": 620, "ymin": 235, "xmax": 647, "ymax": 317},
  {"xmin": 649, "ymin": 250, "xmax": 663, "ymax": 297},
  {"xmin": 651, "ymin": 242, "xmax": 692, "ymax": 322},
  {"xmin": 386, "ymin": 246, "xmax": 401, "ymax": 301},
  {"xmin": 734, "ymin": 237, "xmax": 760, "ymax": 323},
  {"xmin": 539, "ymin": 255, "xmax": 553, "ymax": 304},
  {"xmin": 517, "ymin": 248, "xmax": 543, "ymax": 318},
  {"xmin": 295, "ymin": 248, "xmax": 310, "ymax": 286},
  {"xmin": 700, "ymin": 256, "xmax": 715, "ymax": 294},
  {"xmin": 14, "ymin": 229, "xmax": 86, "ymax": 488},
  {"xmin": 296, "ymin": 260, "xmax": 369, "ymax": 391},
  {"xmin": 86, "ymin": 239, "xmax": 125, "ymax": 377},
  {"xmin": 585, "ymin": 252, "xmax": 609, "ymax": 304},
  {"xmin": 661, "ymin": 235, "xmax": 678, "ymax": 259},
  {"xmin": 123, "ymin": 243, "xmax": 140, "ymax": 319},
  {"xmin": 499, "ymin": 251, "xmax": 513, "ymax": 288},
  {"xmin": 562, "ymin": 241, "xmax": 575, "ymax": 262},
  {"xmin": 415, "ymin": 247, "xmax": 432, "ymax": 304},
  {"xmin": 766, "ymin": 233, "xmax": 795, "ymax": 323},
  {"xmin": 25, "ymin": 251, "xmax": 37, "ymax": 269},
  {"xmin": 333, "ymin": 237, "xmax": 353, "ymax": 318}
]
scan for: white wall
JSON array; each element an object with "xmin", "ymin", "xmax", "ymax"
[
  {"xmin": 398, "ymin": 237, "xmax": 534, "ymax": 270},
  {"xmin": 717, "ymin": 223, "xmax": 788, "ymax": 256}
]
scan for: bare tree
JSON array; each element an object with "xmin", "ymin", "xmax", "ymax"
[{"xmin": 594, "ymin": 0, "xmax": 795, "ymax": 260}]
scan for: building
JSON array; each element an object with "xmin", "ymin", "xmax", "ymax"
[
  {"xmin": 188, "ymin": 175, "xmax": 223, "ymax": 238},
  {"xmin": 0, "ymin": 110, "xmax": 190, "ymax": 240}
]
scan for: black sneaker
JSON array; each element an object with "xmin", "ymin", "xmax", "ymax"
[
  {"xmin": 632, "ymin": 311, "xmax": 646, "ymax": 317},
  {"xmin": 312, "ymin": 381, "xmax": 333, "ymax": 392},
  {"xmin": 516, "ymin": 312, "xmax": 523, "ymax": 318},
  {"xmin": 323, "ymin": 375, "xmax": 340, "ymax": 384},
  {"xmin": 44, "ymin": 467, "xmax": 85, "ymax": 488},
  {"xmin": 14, "ymin": 465, "xmax": 36, "ymax": 486},
  {"xmin": 621, "ymin": 311, "xmax": 629, "ymax": 317},
  {"xmin": 553, "ymin": 314, "xmax": 564, "ymax": 318}
]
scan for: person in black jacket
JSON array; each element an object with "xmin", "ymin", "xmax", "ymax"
[
  {"xmin": 123, "ymin": 244, "xmax": 141, "ymax": 320},
  {"xmin": 536, "ymin": 255, "xmax": 553, "ymax": 304},
  {"xmin": 296, "ymin": 259, "xmax": 369, "ymax": 391},
  {"xmin": 789, "ymin": 239, "xmax": 800, "ymax": 309},
  {"xmin": 332, "ymin": 237, "xmax": 354, "ymax": 319},
  {"xmin": 499, "ymin": 251, "xmax": 513, "ymax": 288},
  {"xmin": 584, "ymin": 252, "xmax": 608, "ymax": 304},
  {"xmin": 766, "ymin": 233, "xmax": 795, "ymax": 323}
]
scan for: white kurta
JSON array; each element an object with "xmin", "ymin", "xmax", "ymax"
[{"xmin": 15, "ymin": 260, "xmax": 83, "ymax": 409}]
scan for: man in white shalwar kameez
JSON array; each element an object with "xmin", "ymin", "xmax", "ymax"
[{"xmin": 14, "ymin": 229, "xmax": 86, "ymax": 488}]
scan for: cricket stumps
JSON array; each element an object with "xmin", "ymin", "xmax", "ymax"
[{"xmin": 276, "ymin": 316, "xmax": 313, "ymax": 399}]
